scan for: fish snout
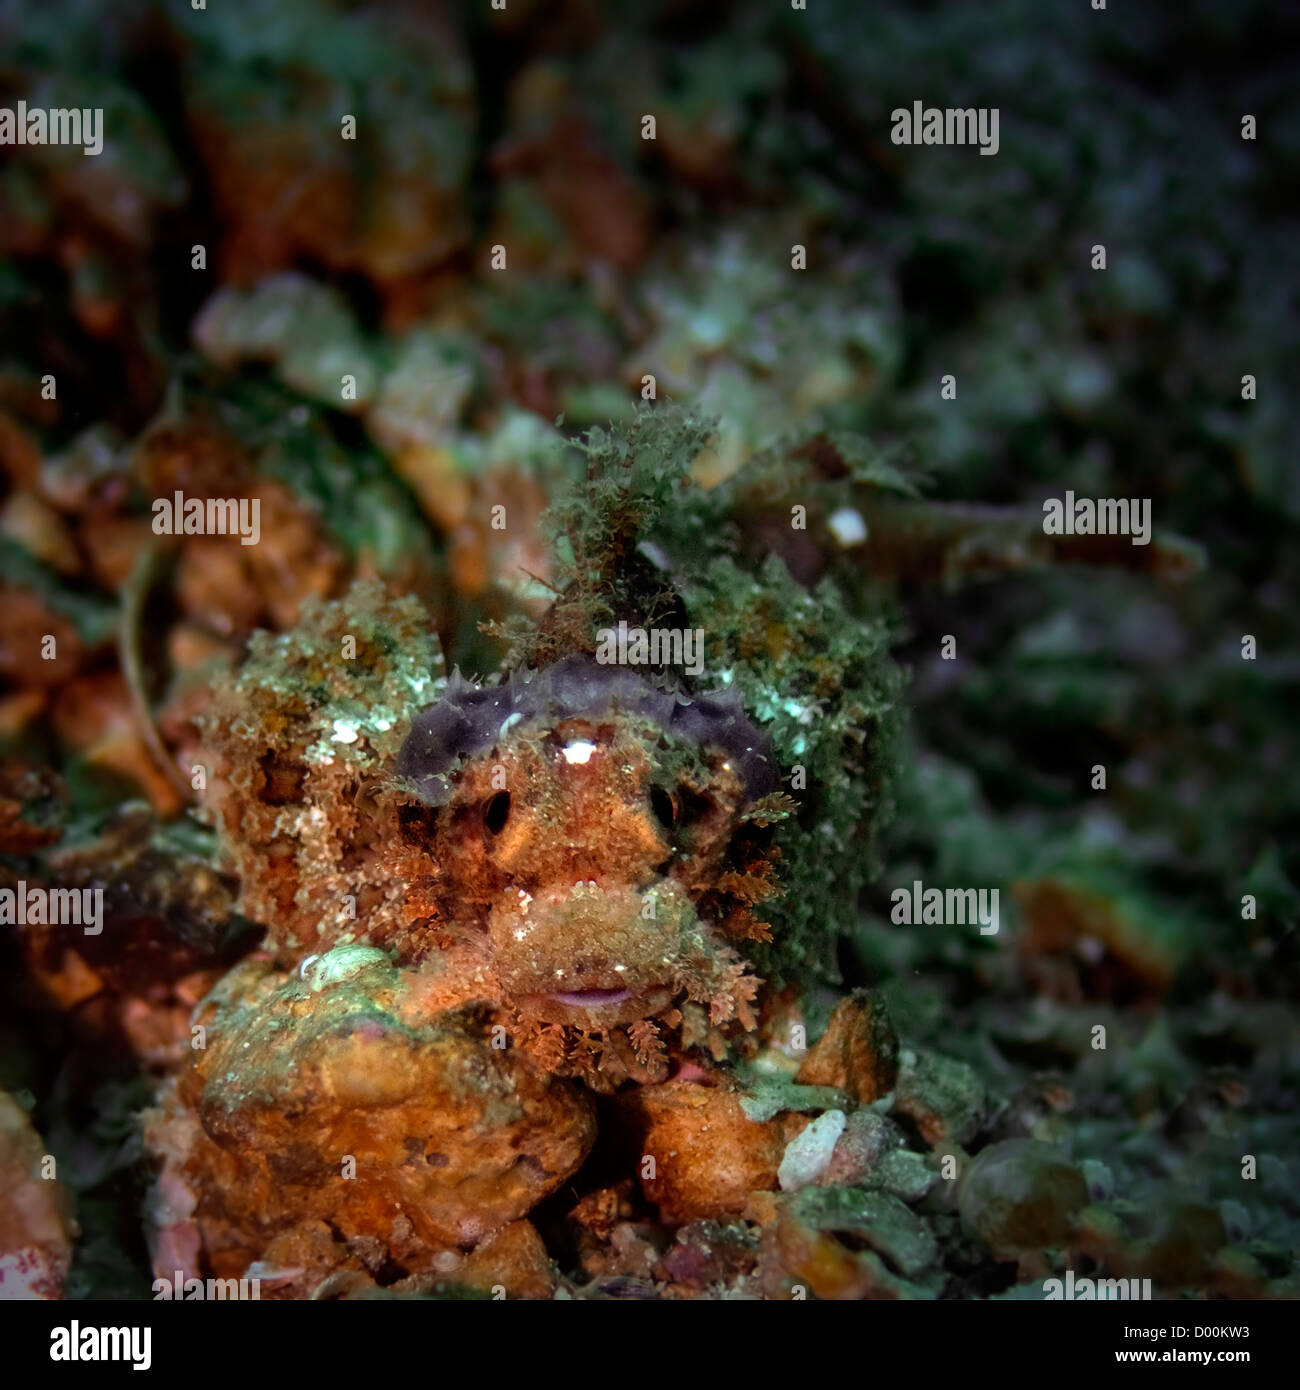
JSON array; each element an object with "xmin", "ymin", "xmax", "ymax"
[{"xmin": 488, "ymin": 878, "xmax": 691, "ymax": 1025}]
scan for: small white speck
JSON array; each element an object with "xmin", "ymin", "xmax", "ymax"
[
  {"xmin": 331, "ymin": 718, "xmax": 359, "ymax": 744},
  {"xmin": 828, "ymin": 507, "xmax": 868, "ymax": 548},
  {"xmin": 561, "ymin": 740, "xmax": 598, "ymax": 765}
]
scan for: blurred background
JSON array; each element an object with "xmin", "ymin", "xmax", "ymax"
[{"xmin": 0, "ymin": 0, "xmax": 1297, "ymax": 1296}]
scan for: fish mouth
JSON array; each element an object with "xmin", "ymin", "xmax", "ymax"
[
  {"xmin": 549, "ymin": 987, "xmax": 632, "ymax": 1007},
  {"xmin": 514, "ymin": 982, "xmax": 676, "ymax": 1026}
]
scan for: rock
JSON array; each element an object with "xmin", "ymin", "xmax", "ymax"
[
  {"xmin": 757, "ymin": 1188, "xmax": 937, "ymax": 1300},
  {"xmin": 1079, "ymin": 1159, "xmax": 1115, "ymax": 1203},
  {"xmin": 958, "ymin": 1139, "xmax": 1088, "ymax": 1258},
  {"xmin": 1013, "ymin": 876, "xmax": 1184, "ymax": 998},
  {"xmin": 1164, "ymin": 1070, "xmax": 1249, "ymax": 1141},
  {"xmin": 146, "ymin": 951, "xmax": 596, "ymax": 1287},
  {"xmin": 737, "ymin": 1076, "xmax": 851, "ymax": 1124},
  {"xmin": 987, "ymin": 1076, "xmax": 1075, "ymax": 1143},
  {"xmin": 409, "ymin": 1220, "xmax": 558, "ymax": 1300},
  {"xmin": 1130, "ymin": 1201, "xmax": 1227, "ymax": 1289},
  {"xmin": 892, "ymin": 1048, "xmax": 987, "ymax": 1148},
  {"xmin": 778, "ymin": 1109, "xmax": 847, "ymax": 1191},
  {"xmin": 817, "ymin": 1189, "xmax": 938, "ymax": 1278},
  {"xmin": 616, "ymin": 1078, "xmax": 800, "ymax": 1224},
  {"xmin": 0, "ymin": 1091, "xmax": 77, "ymax": 1299},
  {"xmin": 870, "ymin": 1148, "xmax": 940, "ymax": 1206},
  {"xmin": 795, "ymin": 992, "xmax": 900, "ymax": 1103},
  {"xmin": 819, "ymin": 1108, "xmax": 907, "ymax": 1187},
  {"xmin": 657, "ymin": 1219, "xmax": 760, "ymax": 1295}
]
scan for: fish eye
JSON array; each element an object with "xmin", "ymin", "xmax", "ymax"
[
  {"xmin": 650, "ymin": 785, "xmax": 679, "ymax": 830},
  {"xmin": 484, "ymin": 791, "xmax": 511, "ymax": 834}
]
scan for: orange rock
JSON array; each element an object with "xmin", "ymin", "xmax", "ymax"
[
  {"xmin": 0, "ymin": 689, "xmax": 47, "ymax": 744},
  {"xmin": 51, "ymin": 672, "xmax": 184, "ymax": 816},
  {"xmin": 758, "ymin": 1191, "xmax": 922, "ymax": 1301},
  {"xmin": 173, "ymin": 541, "xmax": 263, "ymax": 639},
  {"xmin": 456, "ymin": 1220, "xmax": 558, "ymax": 1300},
  {"xmin": 25, "ymin": 946, "xmax": 104, "ymax": 1012},
  {"xmin": 795, "ymin": 992, "xmax": 899, "ymax": 1103},
  {"xmin": 146, "ymin": 950, "xmax": 597, "ymax": 1289},
  {"xmin": 1, "ymin": 491, "xmax": 79, "ymax": 575},
  {"xmin": 0, "ymin": 588, "xmax": 88, "ymax": 688},
  {"xmin": 180, "ymin": 3, "xmax": 472, "ymax": 307},
  {"xmin": 1014, "ymin": 877, "xmax": 1182, "ymax": 998},
  {"xmin": 0, "ymin": 761, "xmax": 62, "ymax": 852},
  {"xmin": 166, "ymin": 623, "xmax": 239, "ymax": 680},
  {"xmin": 391, "ymin": 444, "xmax": 471, "ymax": 533},
  {"xmin": 616, "ymin": 1078, "xmax": 796, "ymax": 1224},
  {"xmin": 0, "ymin": 411, "xmax": 43, "ymax": 489},
  {"xmin": 81, "ymin": 516, "xmax": 157, "ymax": 593}
]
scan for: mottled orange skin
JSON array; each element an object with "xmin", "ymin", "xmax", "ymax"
[
  {"xmin": 191, "ymin": 589, "xmax": 782, "ymax": 1085},
  {"xmin": 408, "ymin": 709, "xmax": 769, "ymax": 1073}
]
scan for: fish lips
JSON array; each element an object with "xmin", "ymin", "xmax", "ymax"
[{"xmin": 513, "ymin": 983, "xmax": 676, "ymax": 1028}]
